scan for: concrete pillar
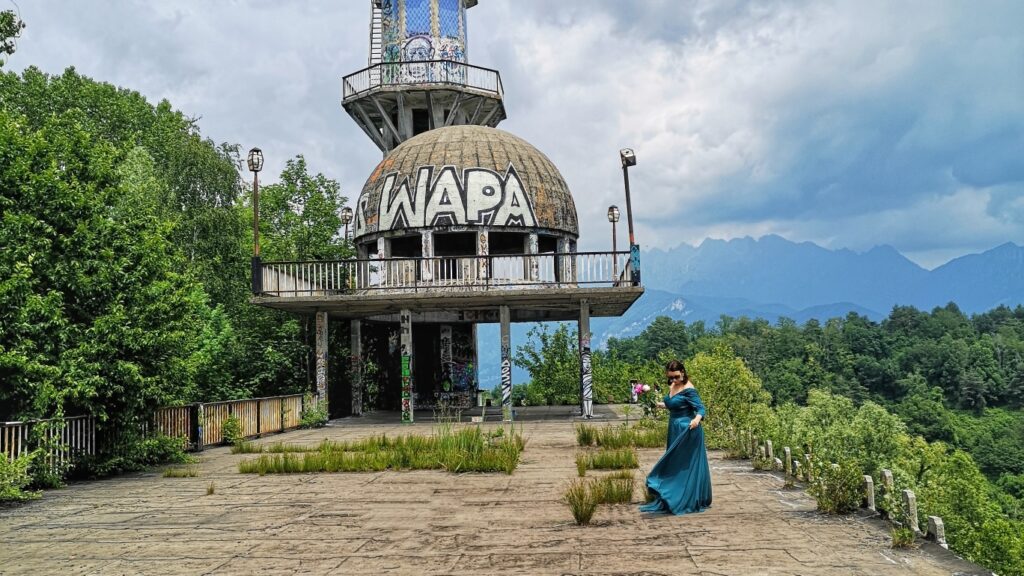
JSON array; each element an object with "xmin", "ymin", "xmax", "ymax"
[
  {"xmin": 926, "ymin": 516, "xmax": 947, "ymax": 549},
  {"xmin": 766, "ymin": 440, "xmax": 774, "ymax": 463},
  {"xmin": 315, "ymin": 311, "xmax": 329, "ymax": 408},
  {"xmin": 881, "ymin": 469, "xmax": 894, "ymax": 517},
  {"xmin": 477, "ymin": 231, "xmax": 489, "ymax": 280},
  {"xmin": 557, "ymin": 237, "xmax": 571, "ymax": 284},
  {"xmin": 526, "ymin": 233, "xmax": 539, "ymax": 282},
  {"xmin": 579, "ymin": 299, "xmax": 593, "ymax": 418},
  {"xmin": 783, "ymin": 447, "xmax": 792, "ymax": 476},
  {"xmin": 773, "ymin": 457, "xmax": 784, "ymax": 472},
  {"xmin": 804, "ymin": 453, "xmax": 814, "ymax": 481},
  {"xmin": 864, "ymin": 475, "xmax": 876, "ymax": 512},
  {"xmin": 400, "ymin": 309, "xmax": 414, "ymax": 423},
  {"xmin": 351, "ymin": 320, "xmax": 363, "ymax": 416},
  {"xmin": 378, "ymin": 237, "xmax": 392, "ymax": 286},
  {"xmin": 500, "ymin": 305, "xmax": 512, "ymax": 421},
  {"xmin": 902, "ymin": 489, "xmax": 920, "ymax": 535},
  {"xmin": 421, "ymin": 230, "xmax": 434, "ymax": 281}
]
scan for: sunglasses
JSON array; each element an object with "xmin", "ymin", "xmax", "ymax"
[{"xmin": 666, "ymin": 375, "xmax": 684, "ymax": 383}]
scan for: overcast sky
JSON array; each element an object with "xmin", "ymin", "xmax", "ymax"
[{"xmin": 6, "ymin": 0, "xmax": 1023, "ymax": 268}]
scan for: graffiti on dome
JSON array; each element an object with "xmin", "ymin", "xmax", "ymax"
[{"xmin": 356, "ymin": 164, "xmax": 537, "ymax": 235}]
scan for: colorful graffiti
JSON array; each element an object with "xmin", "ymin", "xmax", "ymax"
[
  {"xmin": 315, "ymin": 312, "xmax": 328, "ymax": 403},
  {"xmin": 400, "ymin": 311, "xmax": 414, "ymax": 423}
]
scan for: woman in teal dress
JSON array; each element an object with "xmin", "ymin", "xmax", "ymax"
[{"xmin": 640, "ymin": 359, "xmax": 713, "ymax": 515}]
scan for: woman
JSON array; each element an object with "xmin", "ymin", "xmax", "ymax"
[{"xmin": 639, "ymin": 359, "xmax": 713, "ymax": 515}]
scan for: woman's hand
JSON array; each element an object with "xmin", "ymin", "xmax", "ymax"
[
  {"xmin": 655, "ymin": 401, "xmax": 666, "ymax": 409},
  {"xmin": 688, "ymin": 415, "xmax": 702, "ymax": 430}
]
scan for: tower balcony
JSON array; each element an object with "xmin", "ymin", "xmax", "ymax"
[
  {"xmin": 341, "ymin": 60, "xmax": 507, "ymax": 153},
  {"xmin": 252, "ymin": 251, "xmax": 643, "ymax": 322}
]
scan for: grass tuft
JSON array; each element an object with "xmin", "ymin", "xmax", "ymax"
[
  {"xmin": 563, "ymin": 479, "xmax": 599, "ymax": 525},
  {"xmin": 163, "ymin": 466, "xmax": 199, "ymax": 478}
]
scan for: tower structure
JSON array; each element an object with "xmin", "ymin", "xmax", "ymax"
[
  {"xmin": 252, "ymin": 1, "xmax": 643, "ymax": 423},
  {"xmin": 343, "ymin": 0, "xmax": 505, "ymax": 153}
]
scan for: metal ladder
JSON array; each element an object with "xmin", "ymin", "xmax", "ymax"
[{"xmin": 369, "ymin": 0, "xmax": 383, "ymax": 86}]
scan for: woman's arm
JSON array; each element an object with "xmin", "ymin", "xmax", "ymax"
[{"xmin": 688, "ymin": 389, "xmax": 706, "ymax": 429}]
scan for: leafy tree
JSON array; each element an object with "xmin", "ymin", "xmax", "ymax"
[
  {"xmin": 514, "ymin": 324, "xmax": 579, "ymax": 405},
  {"xmin": 0, "ymin": 10, "xmax": 25, "ymax": 66}
]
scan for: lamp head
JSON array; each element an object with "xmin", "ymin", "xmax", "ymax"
[
  {"xmin": 607, "ymin": 205, "xmax": 620, "ymax": 223},
  {"xmin": 619, "ymin": 148, "xmax": 637, "ymax": 167},
  {"xmin": 247, "ymin": 147, "xmax": 264, "ymax": 173},
  {"xmin": 340, "ymin": 206, "xmax": 354, "ymax": 226}
]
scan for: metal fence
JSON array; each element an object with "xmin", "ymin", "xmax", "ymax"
[
  {"xmin": 342, "ymin": 59, "xmax": 503, "ymax": 100},
  {"xmin": 2, "ymin": 394, "xmax": 314, "ymax": 467},
  {"xmin": 1, "ymin": 416, "xmax": 96, "ymax": 467},
  {"xmin": 260, "ymin": 251, "xmax": 635, "ymax": 297}
]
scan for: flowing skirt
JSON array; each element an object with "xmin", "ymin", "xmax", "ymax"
[{"xmin": 640, "ymin": 416, "xmax": 712, "ymax": 515}]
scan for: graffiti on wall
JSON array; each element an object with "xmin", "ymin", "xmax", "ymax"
[
  {"xmin": 357, "ymin": 164, "xmax": 537, "ymax": 235},
  {"xmin": 439, "ymin": 325, "xmax": 475, "ymax": 393}
]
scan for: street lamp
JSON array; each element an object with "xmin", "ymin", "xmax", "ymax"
[
  {"xmin": 340, "ymin": 206, "xmax": 354, "ymax": 241},
  {"xmin": 607, "ymin": 205, "xmax": 620, "ymax": 280},
  {"xmin": 619, "ymin": 148, "xmax": 639, "ymax": 285},
  {"xmin": 248, "ymin": 147, "xmax": 264, "ymax": 294}
]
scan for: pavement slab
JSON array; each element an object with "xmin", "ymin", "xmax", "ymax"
[{"xmin": 0, "ymin": 411, "xmax": 990, "ymax": 576}]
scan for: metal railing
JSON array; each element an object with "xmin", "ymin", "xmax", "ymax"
[
  {"xmin": 343, "ymin": 59, "xmax": 504, "ymax": 100},
  {"xmin": 1, "ymin": 416, "xmax": 96, "ymax": 468},
  {"xmin": 2, "ymin": 394, "xmax": 314, "ymax": 467},
  {"xmin": 260, "ymin": 251, "xmax": 637, "ymax": 297}
]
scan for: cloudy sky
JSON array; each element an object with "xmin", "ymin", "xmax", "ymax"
[{"xmin": 6, "ymin": 0, "xmax": 1023, "ymax": 268}]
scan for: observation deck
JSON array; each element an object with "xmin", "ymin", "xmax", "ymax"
[
  {"xmin": 252, "ymin": 250, "xmax": 642, "ymax": 322},
  {"xmin": 341, "ymin": 60, "xmax": 507, "ymax": 153}
]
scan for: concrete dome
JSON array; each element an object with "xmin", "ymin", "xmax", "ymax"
[{"xmin": 353, "ymin": 126, "xmax": 579, "ymax": 240}]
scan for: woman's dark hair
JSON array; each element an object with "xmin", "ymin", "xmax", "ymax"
[{"xmin": 665, "ymin": 359, "xmax": 688, "ymax": 381}]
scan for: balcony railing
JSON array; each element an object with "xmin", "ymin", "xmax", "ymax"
[
  {"xmin": 342, "ymin": 60, "xmax": 504, "ymax": 101},
  {"xmin": 259, "ymin": 251, "xmax": 637, "ymax": 298}
]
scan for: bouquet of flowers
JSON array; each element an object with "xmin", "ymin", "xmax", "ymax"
[{"xmin": 633, "ymin": 382, "xmax": 658, "ymax": 417}]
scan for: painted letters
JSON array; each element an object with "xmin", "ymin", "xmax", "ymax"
[{"xmin": 357, "ymin": 164, "xmax": 537, "ymax": 235}]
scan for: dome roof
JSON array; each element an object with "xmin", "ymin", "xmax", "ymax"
[{"xmin": 353, "ymin": 126, "xmax": 578, "ymax": 239}]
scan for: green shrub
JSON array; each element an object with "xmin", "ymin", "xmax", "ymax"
[
  {"xmin": 890, "ymin": 526, "xmax": 916, "ymax": 549},
  {"xmin": 163, "ymin": 466, "xmax": 199, "ymax": 478},
  {"xmin": 299, "ymin": 394, "xmax": 328, "ymax": 429},
  {"xmin": 221, "ymin": 415, "xmax": 242, "ymax": 445},
  {"xmin": 808, "ymin": 460, "xmax": 864, "ymax": 514},
  {"xmin": 593, "ymin": 472, "xmax": 634, "ymax": 504},
  {"xmin": 0, "ymin": 452, "xmax": 41, "ymax": 502}
]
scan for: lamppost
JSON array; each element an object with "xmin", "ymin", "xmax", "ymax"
[
  {"xmin": 619, "ymin": 148, "xmax": 639, "ymax": 285},
  {"xmin": 247, "ymin": 147, "xmax": 264, "ymax": 294},
  {"xmin": 607, "ymin": 205, "xmax": 620, "ymax": 280},
  {"xmin": 340, "ymin": 206, "xmax": 354, "ymax": 241}
]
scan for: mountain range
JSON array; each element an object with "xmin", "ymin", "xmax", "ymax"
[{"xmin": 478, "ymin": 236, "xmax": 1024, "ymax": 385}]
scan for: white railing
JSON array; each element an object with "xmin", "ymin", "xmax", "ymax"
[
  {"xmin": 343, "ymin": 60, "xmax": 504, "ymax": 101},
  {"xmin": 260, "ymin": 251, "xmax": 636, "ymax": 297}
]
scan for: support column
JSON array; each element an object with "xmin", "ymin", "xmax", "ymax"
[
  {"xmin": 315, "ymin": 311, "xmax": 329, "ymax": 409},
  {"xmin": 525, "ymin": 233, "xmax": 539, "ymax": 282},
  {"xmin": 500, "ymin": 305, "xmax": 512, "ymax": 421},
  {"xmin": 350, "ymin": 320, "xmax": 363, "ymax": 417},
  {"xmin": 400, "ymin": 309, "xmax": 414, "ymax": 423},
  {"xmin": 421, "ymin": 230, "xmax": 434, "ymax": 282},
  {"xmin": 579, "ymin": 299, "xmax": 593, "ymax": 418},
  {"xmin": 477, "ymin": 231, "xmax": 489, "ymax": 281}
]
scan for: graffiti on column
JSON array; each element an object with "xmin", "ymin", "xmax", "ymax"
[
  {"xmin": 316, "ymin": 312, "xmax": 328, "ymax": 403},
  {"xmin": 501, "ymin": 343, "xmax": 512, "ymax": 419},
  {"xmin": 400, "ymin": 311, "xmax": 413, "ymax": 423},
  {"xmin": 478, "ymin": 230, "xmax": 489, "ymax": 280},
  {"xmin": 440, "ymin": 325, "xmax": 453, "ymax": 365},
  {"xmin": 421, "ymin": 230, "xmax": 434, "ymax": 281},
  {"xmin": 581, "ymin": 334, "xmax": 593, "ymax": 418},
  {"xmin": 630, "ymin": 244, "xmax": 641, "ymax": 284}
]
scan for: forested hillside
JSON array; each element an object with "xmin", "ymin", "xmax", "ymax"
[
  {"xmin": 0, "ymin": 67, "xmax": 351, "ymax": 464},
  {"xmin": 511, "ymin": 305, "xmax": 1024, "ymax": 573}
]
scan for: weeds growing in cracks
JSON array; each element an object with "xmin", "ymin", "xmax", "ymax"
[{"xmin": 238, "ymin": 424, "xmax": 525, "ymax": 475}]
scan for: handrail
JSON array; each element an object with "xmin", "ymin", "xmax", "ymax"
[
  {"xmin": 258, "ymin": 251, "xmax": 639, "ymax": 297},
  {"xmin": 343, "ymin": 59, "xmax": 504, "ymax": 100}
]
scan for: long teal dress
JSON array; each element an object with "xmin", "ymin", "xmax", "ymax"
[{"xmin": 639, "ymin": 387, "xmax": 712, "ymax": 515}]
